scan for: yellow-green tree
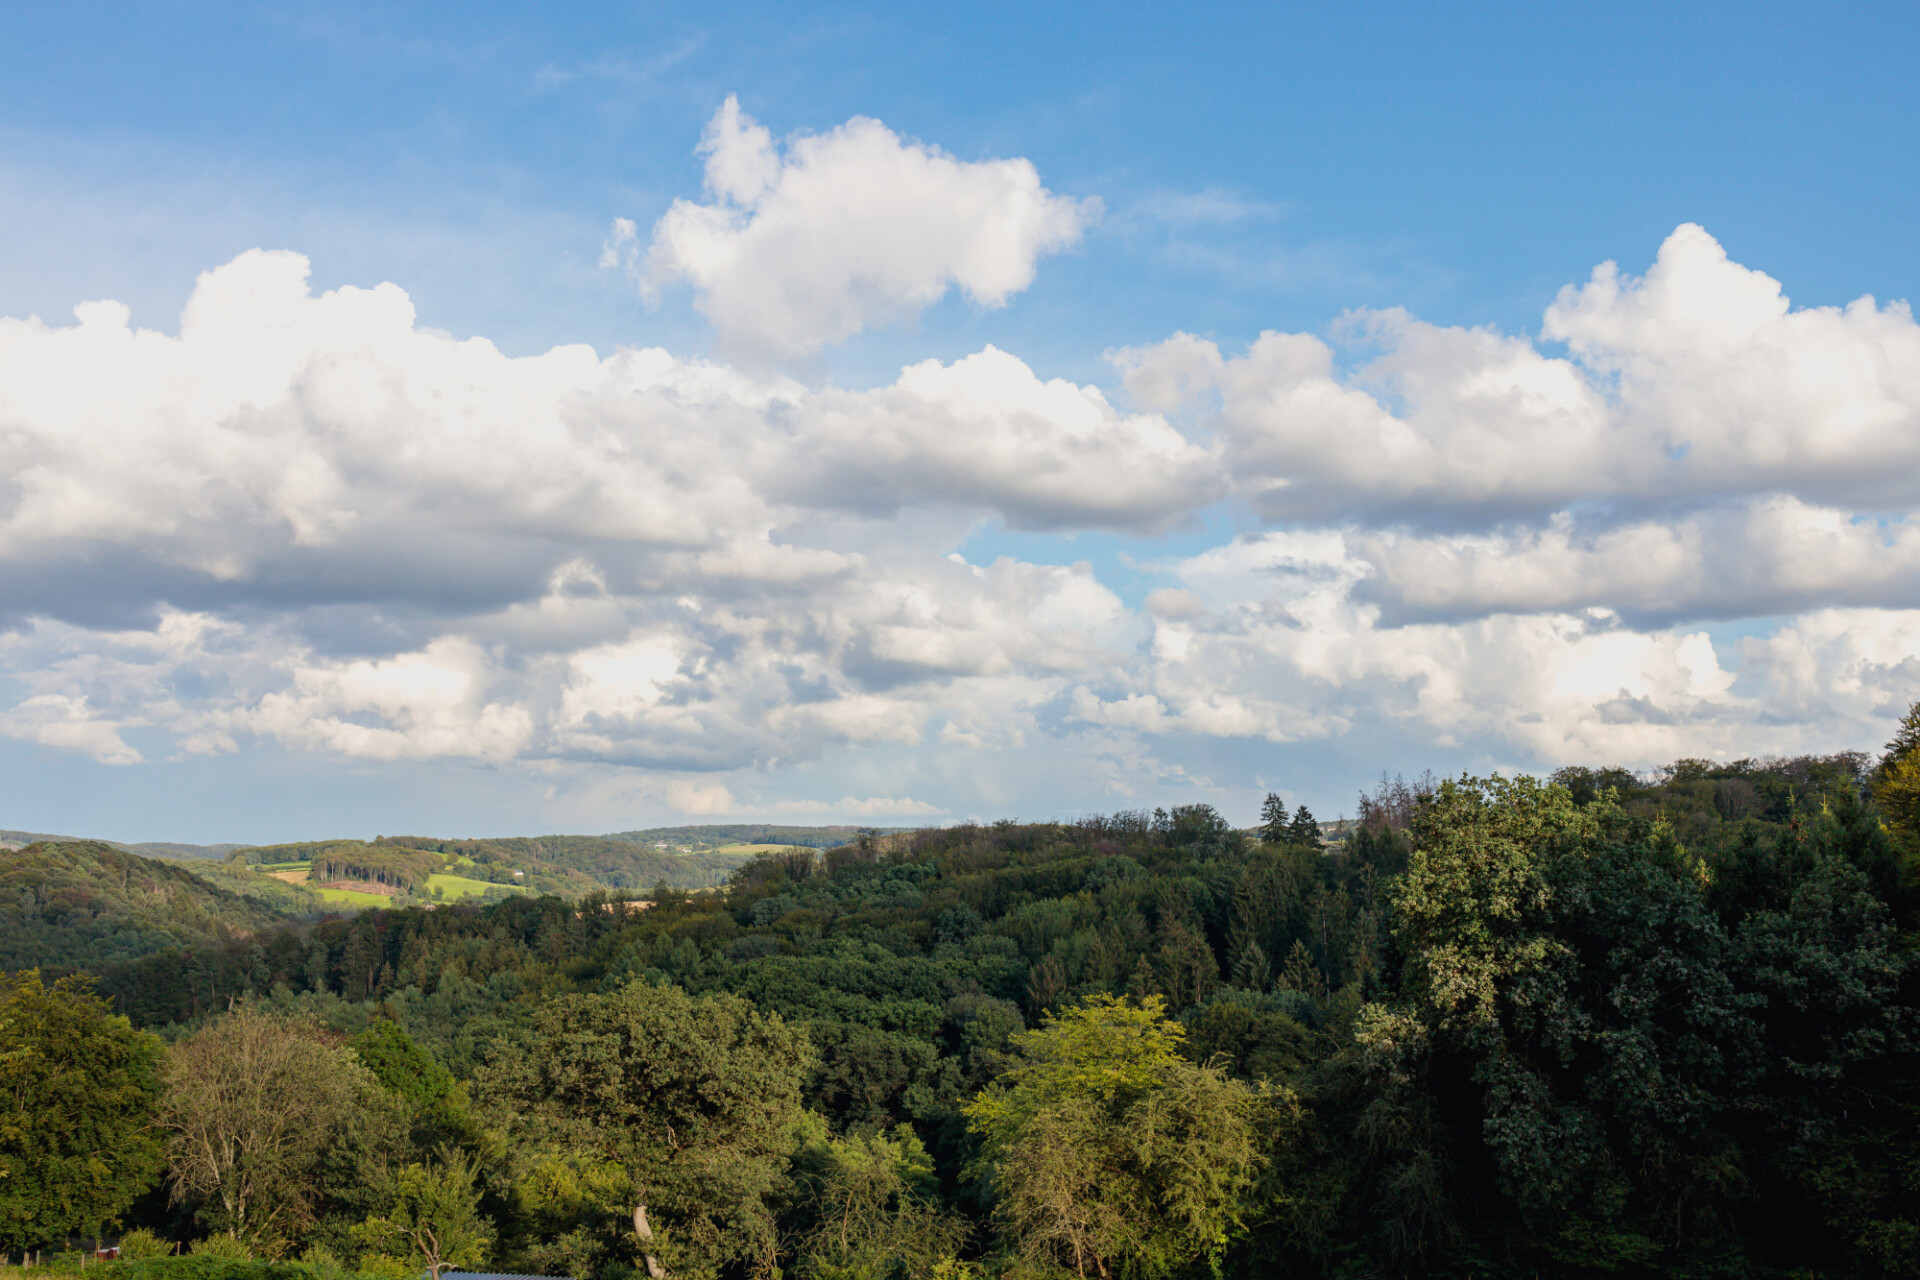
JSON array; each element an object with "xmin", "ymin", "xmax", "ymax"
[
  {"xmin": 787, "ymin": 1118, "xmax": 969, "ymax": 1279},
  {"xmin": 1875, "ymin": 699, "xmax": 1920, "ymax": 836},
  {"xmin": 964, "ymin": 994, "xmax": 1262, "ymax": 1279},
  {"xmin": 352, "ymin": 1147, "xmax": 493, "ymax": 1280}
]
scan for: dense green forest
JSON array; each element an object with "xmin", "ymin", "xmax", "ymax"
[
  {"xmin": 0, "ymin": 841, "xmax": 308, "ymax": 972},
  {"xmin": 604, "ymin": 825, "xmax": 900, "ymax": 852},
  {"xmin": 4, "ymin": 733, "xmax": 1919, "ymax": 1279}
]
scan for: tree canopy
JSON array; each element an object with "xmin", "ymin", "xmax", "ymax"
[
  {"xmin": 1, "ymin": 742, "xmax": 1917, "ymax": 1277},
  {"xmin": 0, "ymin": 971, "xmax": 163, "ymax": 1253}
]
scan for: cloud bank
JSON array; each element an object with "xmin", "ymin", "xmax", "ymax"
[{"xmin": 4, "ymin": 103, "xmax": 1919, "ymax": 819}]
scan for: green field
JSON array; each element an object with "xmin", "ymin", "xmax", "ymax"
[
  {"xmin": 246, "ymin": 856, "xmax": 516, "ymax": 906},
  {"xmin": 713, "ymin": 842, "xmax": 811, "ymax": 855},
  {"xmin": 426, "ymin": 871, "xmax": 521, "ymax": 902},
  {"xmin": 312, "ymin": 885, "xmax": 390, "ymax": 907}
]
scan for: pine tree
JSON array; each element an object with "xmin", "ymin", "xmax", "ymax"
[
  {"xmin": 1278, "ymin": 938, "xmax": 1327, "ymax": 1002},
  {"xmin": 1884, "ymin": 698, "xmax": 1920, "ymax": 770},
  {"xmin": 1230, "ymin": 939, "xmax": 1272, "ymax": 992},
  {"xmin": 1260, "ymin": 793, "xmax": 1290, "ymax": 844},
  {"xmin": 1288, "ymin": 804, "xmax": 1322, "ymax": 846},
  {"xmin": 1128, "ymin": 954, "xmax": 1161, "ymax": 1001}
]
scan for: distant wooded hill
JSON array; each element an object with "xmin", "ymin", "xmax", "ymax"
[
  {"xmin": 0, "ymin": 829, "xmax": 241, "ymax": 860},
  {"xmin": 605, "ymin": 824, "xmax": 904, "ymax": 849},
  {"xmin": 0, "ymin": 826, "xmax": 810, "ymax": 987},
  {"xmin": 0, "ymin": 840, "xmax": 310, "ymax": 971},
  {"xmin": 373, "ymin": 833, "xmax": 759, "ymax": 891}
]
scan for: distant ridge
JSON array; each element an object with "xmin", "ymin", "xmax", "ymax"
[
  {"xmin": 0, "ymin": 829, "xmax": 240, "ymax": 860},
  {"xmin": 604, "ymin": 824, "xmax": 908, "ymax": 850}
]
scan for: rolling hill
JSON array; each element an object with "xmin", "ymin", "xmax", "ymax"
[{"xmin": 0, "ymin": 840, "xmax": 313, "ymax": 971}]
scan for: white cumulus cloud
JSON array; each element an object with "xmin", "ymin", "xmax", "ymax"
[
  {"xmin": 1117, "ymin": 224, "xmax": 1920, "ymax": 531},
  {"xmin": 633, "ymin": 96, "xmax": 1098, "ymax": 360},
  {"xmin": 6, "ymin": 174, "xmax": 1920, "ymax": 820}
]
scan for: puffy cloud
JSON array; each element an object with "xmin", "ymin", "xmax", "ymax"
[
  {"xmin": 1543, "ymin": 225, "xmax": 1920, "ymax": 510},
  {"xmin": 0, "ymin": 694, "xmax": 142, "ymax": 765},
  {"xmin": 1118, "ymin": 224, "xmax": 1920, "ymax": 528},
  {"xmin": 1352, "ymin": 497, "xmax": 1920, "ymax": 625},
  {"xmin": 0, "ymin": 247, "xmax": 1189, "ymax": 797},
  {"xmin": 8, "ymin": 210, "xmax": 1920, "ymax": 819},
  {"xmin": 0, "ymin": 249, "xmax": 1207, "ymax": 619},
  {"xmin": 634, "ymin": 96, "xmax": 1098, "ymax": 359},
  {"xmin": 244, "ymin": 638, "xmax": 535, "ymax": 763},
  {"xmin": 775, "ymin": 347, "xmax": 1220, "ymax": 532},
  {"xmin": 1069, "ymin": 531, "xmax": 1763, "ymax": 769}
]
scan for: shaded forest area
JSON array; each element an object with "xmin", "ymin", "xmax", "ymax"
[{"xmin": 4, "ymin": 736, "xmax": 1919, "ymax": 1279}]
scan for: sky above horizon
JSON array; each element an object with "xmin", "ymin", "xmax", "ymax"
[{"xmin": 4, "ymin": 2, "xmax": 1920, "ymax": 843}]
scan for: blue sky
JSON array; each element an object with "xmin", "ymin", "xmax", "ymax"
[{"xmin": 3, "ymin": 2, "xmax": 1919, "ymax": 842}]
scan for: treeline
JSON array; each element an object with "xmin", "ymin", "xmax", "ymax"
[
  {"xmin": 2, "ymin": 829, "xmax": 240, "ymax": 861},
  {"xmin": 307, "ymin": 845, "xmax": 442, "ymax": 890},
  {"xmin": 605, "ymin": 825, "xmax": 897, "ymax": 850},
  {"xmin": 6, "ymin": 734, "xmax": 1920, "ymax": 1277}
]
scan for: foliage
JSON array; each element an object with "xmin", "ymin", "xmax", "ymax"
[
  {"xmin": 785, "ymin": 1118, "xmax": 969, "ymax": 1279},
  {"xmin": 114, "ymin": 1258, "xmax": 393, "ymax": 1280},
  {"xmin": 118, "ymin": 1229, "xmax": 174, "ymax": 1261},
  {"xmin": 377, "ymin": 834, "xmax": 754, "ymax": 893},
  {"xmin": 4, "ymin": 743, "xmax": 1920, "ymax": 1278},
  {"xmin": 487, "ymin": 979, "xmax": 816, "ymax": 1278},
  {"xmin": 0, "ymin": 971, "xmax": 164, "ymax": 1252},
  {"xmin": 280, "ymin": 845, "xmax": 442, "ymax": 892},
  {"xmin": 158, "ymin": 1010, "xmax": 376, "ymax": 1256},
  {"xmin": 350, "ymin": 1019, "xmax": 476, "ymax": 1147},
  {"xmin": 349, "ymin": 1148, "xmax": 492, "ymax": 1279},
  {"xmin": 605, "ymin": 825, "xmax": 898, "ymax": 852},
  {"xmin": 967, "ymin": 994, "xmax": 1263, "ymax": 1277},
  {"xmin": 0, "ymin": 842, "xmax": 298, "ymax": 972}
]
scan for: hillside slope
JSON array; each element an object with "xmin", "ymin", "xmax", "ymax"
[
  {"xmin": 378, "ymin": 834, "xmax": 755, "ymax": 890},
  {"xmin": 0, "ymin": 841, "xmax": 310, "ymax": 971}
]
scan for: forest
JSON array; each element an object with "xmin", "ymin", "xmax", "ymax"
[{"xmin": 3, "ymin": 723, "xmax": 1919, "ymax": 1279}]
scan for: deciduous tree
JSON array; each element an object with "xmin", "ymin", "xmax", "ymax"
[
  {"xmin": 965, "ymin": 994, "xmax": 1262, "ymax": 1278},
  {"xmin": 159, "ymin": 1007, "xmax": 371, "ymax": 1255},
  {"xmin": 487, "ymin": 979, "xmax": 814, "ymax": 1279},
  {"xmin": 0, "ymin": 971, "xmax": 163, "ymax": 1254},
  {"xmin": 352, "ymin": 1147, "xmax": 493, "ymax": 1280}
]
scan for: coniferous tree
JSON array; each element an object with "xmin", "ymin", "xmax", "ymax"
[{"xmin": 1260, "ymin": 793, "xmax": 1290, "ymax": 845}]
